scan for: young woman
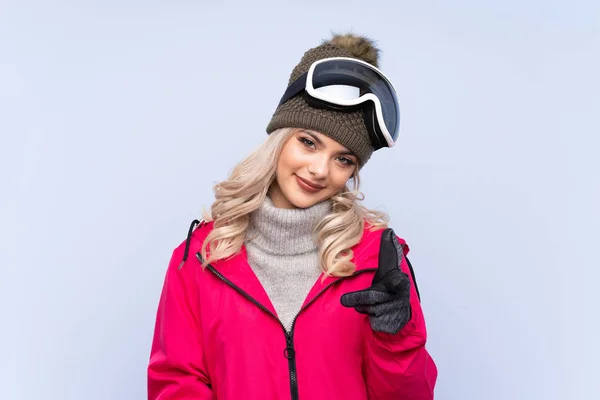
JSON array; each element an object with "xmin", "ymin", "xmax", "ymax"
[{"xmin": 148, "ymin": 33, "xmax": 437, "ymax": 400}]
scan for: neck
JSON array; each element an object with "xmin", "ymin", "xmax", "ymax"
[{"xmin": 246, "ymin": 196, "xmax": 332, "ymax": 255}]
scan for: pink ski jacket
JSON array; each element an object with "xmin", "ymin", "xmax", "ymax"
[{"xmin": 148, "ymin": 220, "xmax": 437, "ymax": 399}]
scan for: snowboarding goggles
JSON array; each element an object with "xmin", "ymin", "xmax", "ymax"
[{"xmin": 277, "ymin": 57, "xmax": 400, "ymax": 150}]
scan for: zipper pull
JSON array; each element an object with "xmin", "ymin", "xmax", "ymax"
[{"xmin": 284, "ymin": 332, "xmax": 295, "ymax": 360}]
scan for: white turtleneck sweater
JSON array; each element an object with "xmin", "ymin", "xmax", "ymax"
[{"xmin": 244, "ymin": 196, "xmax": 332, "ymax": 331}]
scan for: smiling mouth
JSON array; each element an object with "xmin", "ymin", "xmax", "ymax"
[{"xmin": 295, "ymin": 175, "xmax": 325, "ymax": 192}]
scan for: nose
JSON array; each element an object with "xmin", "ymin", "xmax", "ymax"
[{"xmin": 308, "ymin": 154, "xmax": 329, "ymax": 178}]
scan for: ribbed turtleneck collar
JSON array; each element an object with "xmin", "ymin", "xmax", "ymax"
[{"xmin": 246, "ymin": 196, "xmax": 332, "ymax": 256}]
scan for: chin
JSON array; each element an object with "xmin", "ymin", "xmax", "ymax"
[
  {"xmin": 282, "ymin": 185, "xmax": 329, "ymax": 209},
  {"xmin": 285, "ymin": 194, "xmax": 319, "ymax": 209}
]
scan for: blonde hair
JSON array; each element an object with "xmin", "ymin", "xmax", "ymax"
[{"xmin": 200, "ymin": 127, "xmax": 389, "ymax": 278}]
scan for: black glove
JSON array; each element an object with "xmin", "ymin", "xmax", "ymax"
[{"xmin": 340, "ymin": 228, "xmax": 412, "ymax": 334}]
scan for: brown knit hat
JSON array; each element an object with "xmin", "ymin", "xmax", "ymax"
[{"xmin": 266, "ymin": 33, "xmax": 382, "ymax": 167}]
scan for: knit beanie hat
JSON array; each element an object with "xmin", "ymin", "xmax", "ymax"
[{"xmin": 266, "ymin": 33, "xmax": 382, "ymax": 167}]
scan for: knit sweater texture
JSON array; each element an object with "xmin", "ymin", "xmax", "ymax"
[{"xmin": 244, "ymin": 196, "xmax": 331, "ymax": 331}]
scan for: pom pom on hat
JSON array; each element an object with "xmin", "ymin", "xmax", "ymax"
[{"xmin": 326, "ymin": 32, "xmax": 380, "ymax": 68}]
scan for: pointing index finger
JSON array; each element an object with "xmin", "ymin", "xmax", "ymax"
[{"xmin": 373, "ymin": 228, "xmax": 403, "ymax": 286}]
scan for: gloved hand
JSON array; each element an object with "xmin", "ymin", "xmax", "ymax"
[{"xmin": 340, "ymin": 228, "xmax": 412, "ymax": 334}]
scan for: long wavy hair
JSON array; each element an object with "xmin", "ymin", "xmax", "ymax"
[{"xmin": 199, "ymin": 127, "xmax": 389, "ymax": 278}]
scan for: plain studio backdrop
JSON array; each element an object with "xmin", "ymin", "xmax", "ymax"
[{"xmin": 1, "ymin": 1, "xmax": 598, "ymax": 399}]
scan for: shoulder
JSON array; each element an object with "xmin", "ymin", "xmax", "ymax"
[
  {"xmin": 355, "ymin": 222, "xmax": 410, "ymax": 255},
  {"xmin": 349, "ymin": 222, "xmax": 411, "ymax": 267},
  {"xmin": 170, "ymin": 219, "xmax": 216, "ymax": 268}
]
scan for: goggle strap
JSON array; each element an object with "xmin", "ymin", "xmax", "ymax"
[
  {"xmin": 277, "ymin": 72, "xmax": 308, "ymax": 107},
  {"xmin": 363, "ymin": 105, "xmax": 385, "ymax": 149}
]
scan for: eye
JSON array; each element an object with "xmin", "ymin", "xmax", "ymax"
[
  {"xmin": 298, "ymin": 136, "xmax": 316, "ymax": 149},
  {"xmin": 337, "ymin": 156, "xmax": 356, "ymax": 166}
]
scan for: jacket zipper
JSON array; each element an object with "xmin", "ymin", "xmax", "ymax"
[
  {"xmin": 196, "ymin": 251, "xmax": 375, "ymax": 400},
  {"xmin": 283, "ymin": 268, "xmax": 375, "ymax": 400}
]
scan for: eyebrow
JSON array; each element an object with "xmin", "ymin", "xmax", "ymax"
[{"xmin": 303, "ymin": 130, "xmax": 357, "ymax": 157}]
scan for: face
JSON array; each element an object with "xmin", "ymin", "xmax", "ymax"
[{"xmin": 269, "ymin": 129, "xmax": 358, "ymax": 209}]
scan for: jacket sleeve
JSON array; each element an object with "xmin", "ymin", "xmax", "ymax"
[
  {"xmin": 363, "ymin": 245, "xmax": 438, "ymax": 400},
  {"xmin": 147, "ymin": 246, "xmax": 212, "ymax": 399}
]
